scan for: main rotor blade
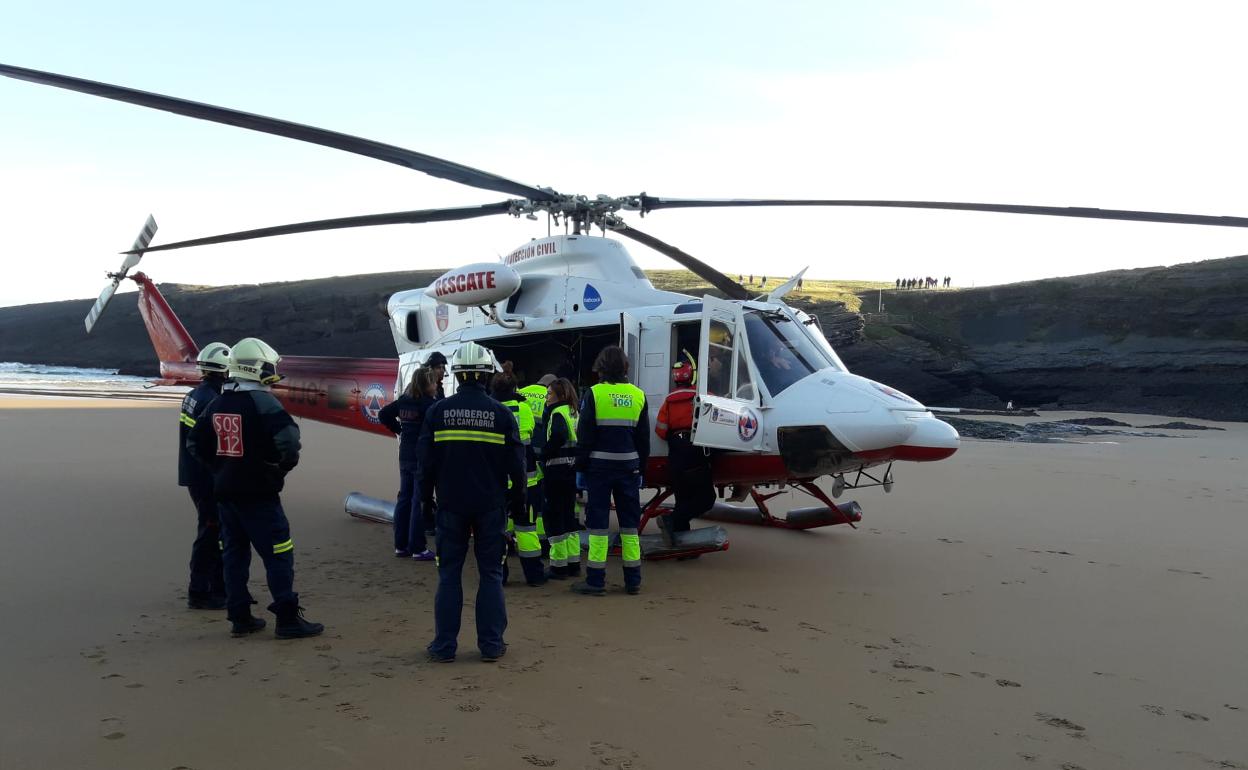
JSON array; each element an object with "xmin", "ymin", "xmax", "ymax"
[
  {"xmin": 612, "ymin": 224, "xmax": 750, "ymax": 300},
  {"xmin": 638, "ymin": 197, "xmax": 1248, "ymax": 229},
  {"xmin": 0, "ymin": 63, "xmax": 557, "ymax": 202},
  {"xmin": 123, "ymin": 202, "xmax": 514, "ymax": 255}
]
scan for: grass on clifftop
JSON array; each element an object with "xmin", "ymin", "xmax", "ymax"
[{"xmin": 645, "ymin": 270, "xmax": 889, "ymax": 312}]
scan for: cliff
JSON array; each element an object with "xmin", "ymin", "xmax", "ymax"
[
  {"xmin": 3, "ymin": 257, "xmax": 1245, "ymax": 420},
  {"xmin": 842, "ymin": 255, "xmax": 1248, "ymax": 420}
]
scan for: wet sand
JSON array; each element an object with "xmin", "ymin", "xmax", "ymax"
[{"xmin": 0, "ymin": 400, "xmax": 1245, "ymax": 769}]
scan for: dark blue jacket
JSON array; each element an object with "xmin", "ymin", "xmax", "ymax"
[
  {"xmin": 378, "ymin": 393, "xmax": 437, "ymax": 465},
  {"xmin": 178, "ymin": 376, "xmax": 224, "ymax": 489},
  {"xmin": 417, "ymin": 381, "xmax": 524, "ymax": 516},
  {"xmin": 187, "ymin": 381, "xmax": 301, "ymax": 499}
]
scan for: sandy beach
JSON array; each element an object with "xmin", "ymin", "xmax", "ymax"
[{"xmin": 1, "ymin": 398, "xmax": 1245, "ymax": 769}]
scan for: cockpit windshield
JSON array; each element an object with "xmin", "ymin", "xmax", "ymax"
[{"xmin": 743, "ymin": 309, "xmax": 835, "ymax": 396}]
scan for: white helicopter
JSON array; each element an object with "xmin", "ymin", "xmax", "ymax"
[{"xmin": 7, "ymin": 62, "xmax": 1246, "ymax": 558}]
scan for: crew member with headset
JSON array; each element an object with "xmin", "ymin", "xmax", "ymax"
[
  {"xmin": 571, "ymin": 346, "xmax": 650, "ymax": 596},
  {"xmin": 188, "ymin": 337, "xmax": 324, "ymax": 639},
  {"xmin": 178, "ymin": 342, "xmax": 232, "ymax": 610},
  {"xmin": 654, "ymin": 359, "xmax": 716, "ymax": 550},
  {"xmin": 492, "ymin": 365, "xmax": 546, "ymax": 586},
  {"xmin": 419, "ymin": 342, "xmax": 525, "ymax": 662}
]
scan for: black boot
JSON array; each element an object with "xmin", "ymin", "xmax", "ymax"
[
  {"xmin": 565, "ymin": 562, "xmax": 582, "ymax": 578},
  {"xmin": 229, "ymin": 614, "xmax": 266, "ymax": 637},
  {"xmin": 520, "ymin": 556, "xmax": 547, "ymax": 587},
  {"xmin": 271, "ymin": 602, "xmax": 324, "ymax": 639},
  {"xmin": 544, "ymin": 565, "xmax": 569, "ymax": 581},
  {"xmin": 189, "ymin": 592, "xmax": 228, "ymax": 610},
  {"xmin": 570, "ymin": 581, "xmax": 605, "ymax": 596}
]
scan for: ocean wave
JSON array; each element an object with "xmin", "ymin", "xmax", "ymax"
[{"xmin": 0, "ymin": 361, "xmax": 152, "ymax": 386}]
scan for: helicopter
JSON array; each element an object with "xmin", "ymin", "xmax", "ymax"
[{"xmin": 7, "ymin": 62, "xmax": 1248, "ymax": 560}]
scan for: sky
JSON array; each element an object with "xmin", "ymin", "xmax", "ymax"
[{"xmin": 3, "ymin": 0, "xmax": 1248, "ymax": 307}]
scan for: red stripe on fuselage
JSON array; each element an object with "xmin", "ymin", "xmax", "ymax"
[{"xmin": 271, "ymin": 356, "xmax": 399, "ymax": 436}]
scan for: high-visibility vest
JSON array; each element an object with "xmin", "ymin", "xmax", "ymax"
[
  {"xmin": 587, "ymin": 382, "xmax": 645, "ymax": 467},
  {"xmin": 501, "ymin": 398, "xmax": 538, "ymax": 487},
  {"xmin": 518, "ymin": 384, "xmax": 547, "ymax": 425},
  {"xmin": 543, "ymin": 404, "xmax": 578, "ymax": 469},
  {"xmin": 518, "ymin": 384, "xmax": 548, "ymax": 483}
]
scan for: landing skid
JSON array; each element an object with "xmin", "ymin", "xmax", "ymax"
[
  {"xmin": 698, "ymin": 482, "xmax": 863, "ymax": 530},
  {"xmin": 345, "ymin": 491, "xmax": 728, "ymax": 561}
]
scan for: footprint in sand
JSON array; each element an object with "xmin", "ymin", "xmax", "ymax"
[
  {"xmin": 1035, "ymin": 713, "xmax": 1086, "ymax": 733},
  {"xmin": 99, "ymin": 717, "xmax": 125, "ymax": 740},
  {"xmin": 1178, "ymin": 710, "xmax": 1210, "ymax": 722},
  {"xmin": 892, "ymin": 660, "xmax": 935, "ymax": 673},
  {"xmin": 766, "ymin": 710, "xmax": 813, "ymax": 728},
  {"xmin": 521, "ymin": 755, "xmax": 557, "ymax": 767},
  {"xmin": 1142, "ymin": 705, "xmax": 1166, "ymax": 716},
  {"xmin": 457, "ymin": 703, "xmax": 481, "ymax": 713},
  {"xmin": 726, "ymin": 618, "xmax": 769, "ymax": 632},
  {"xmin": 995, "ymin": 679, "xmax": 1022, "ymax": 688},
  {"xmin": 589, "ymin": 740, "xmax": 642, "ymax": 768}
]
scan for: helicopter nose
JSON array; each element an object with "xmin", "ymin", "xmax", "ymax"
[{"xmin": 891, "ymin": 412, "xmax": 960, "ymax": 462}]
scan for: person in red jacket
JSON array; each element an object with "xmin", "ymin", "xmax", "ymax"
[{"xmin": 654, "ymin": 360, "xmax": 715, "ymax": 546}]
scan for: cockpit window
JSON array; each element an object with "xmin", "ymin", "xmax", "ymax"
[{"xmin": 743, "ymin": 309, "xmax": 833, "ymax": 396}]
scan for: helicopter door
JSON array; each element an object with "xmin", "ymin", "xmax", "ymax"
[
  {"xmin": 619, "ymin": 311, "xmax": 642, "ymax": 386},
  {"xmin": 693, "ymin": 296, "xmax": 765, "ymax": 452}
]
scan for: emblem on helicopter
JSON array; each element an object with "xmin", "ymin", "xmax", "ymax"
[
  {"xmin": 435, "ymin": 303, "xmax": 449, "ymax": 331},
  {"xmin": 582, "ymin": 283, "xmax": 602, "ymax": 310},
  {"xmin": 360, "ymin": 383, "xmax": 387, "ymax": 424},
  {"xmin": 737, "ymin": 408, "xmax": 759, "ymax": 441}
]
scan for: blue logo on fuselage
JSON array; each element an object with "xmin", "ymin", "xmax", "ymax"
[{"xmin": 583, "ymin": 283, "xmax": 602, "ymax": 310}]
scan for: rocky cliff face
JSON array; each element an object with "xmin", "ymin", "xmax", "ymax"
[
  {"xmin": 842, "ymin": 255, "xmax": 1248, "ymax": 420},
  {"xmin": 0, "ymin": 270, "xmax": 442, "ymax": 375},
  {"xmin": 3, "ymin": 257, "xmax": 1245, "ymax": 420}
]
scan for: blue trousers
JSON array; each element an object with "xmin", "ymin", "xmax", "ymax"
[
  {"xmin": 187, "ymin": 486, "xmax": 225, "ymax": 597},
  {"xmin": 429, "ymin": 506, "xmax": 507, "ymax": 659},
  {"xmin": 585, "ymin": 468, "xmax": 642, "ymax": 590},
  {"xmin": 395, "ymin": 462, "xmax": 430, "ymax": 553},
  {"xmin": 217, "ymin": 495, "xmax": 296, "ymax": 620}
]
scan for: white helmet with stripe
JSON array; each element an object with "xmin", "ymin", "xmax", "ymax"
[
  {"xmin": 450, "ymin": 341, "xmax": 497, "ymax": 378},
  {"xmin": 196, "ymin": 341, "xmax": 231, "ymax": 375},
  {"xmin": 229, "ymin": 337, "xmax": 282, "ymax": 384}
]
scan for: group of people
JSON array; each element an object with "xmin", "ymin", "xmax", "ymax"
[
  {"xmin": 403, "ymin": 342, "xmax": 654, "ymax": 661},
  {"xmin": 177, "ymin": 337, "xmax": 323, "ymax": 640},
  {"xmin": 176, "ymin": 336, "xmax": 715, "ymax": 662},
  {"xmin": 895, "ymin": 276, "xmax": 952, "ymax": 289}
]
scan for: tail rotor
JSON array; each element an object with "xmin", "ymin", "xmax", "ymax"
[{"xmin": 84, "ymin": 215, "xmax": 157, "ymax": 333}]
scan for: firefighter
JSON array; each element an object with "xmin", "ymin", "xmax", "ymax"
[
  {"xmin": 492, "ymin": 365, "xmax": 545, "ymax": 586},
  {"xmin": 571, "ymin": 346, "xmax": 650, "ymax": 596},
  {"xmin": 419, "ymin": 341, "xmax": 525, "ymax": 662},
  {"xmin": 178, "ymin": 341, "xmax": 231, "ymax": 610},
  {"xmin": 518, "ymin": 373, "xmax": 555, "ymax": 546},
  {"xmin": 187, "ymin": 337, "xmax": 324, "ymax": 639},
  {"xmin": 654, "ymin": 360, "xmax": 716, "ymax": 548},
  {"xmin": 540, "ymin": 377, "xmax": 581, "ymax": 579}
]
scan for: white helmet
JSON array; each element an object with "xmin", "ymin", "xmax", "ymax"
[
  {"xmin": 229, "ymin": 337, "xmax": 282, "ymax": 384},
  {"xmin": 196, "ymin": 342, "xmax": 231, "ymax": 375},
  {"xmin": 450, "ymin": 341, "xmax": 496, "ymax": 379}
]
